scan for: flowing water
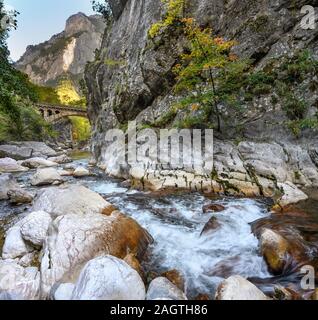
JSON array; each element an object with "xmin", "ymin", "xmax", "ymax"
[
  {"xmin": 75, "ymin": 157, "xmax": 271, "ymax": 297},
  {"xmin": 1, "ymin": 154, "xmax": 317, "ymax": 299}
]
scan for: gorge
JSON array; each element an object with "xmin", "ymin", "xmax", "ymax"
[{"xmin": 0, "ymin": 0, "xmax": 318, "ymax": 301}]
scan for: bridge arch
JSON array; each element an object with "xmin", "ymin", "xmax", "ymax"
[{"xmin": 35, "ymin": 103, "xmax": 88, "ymax": 123}]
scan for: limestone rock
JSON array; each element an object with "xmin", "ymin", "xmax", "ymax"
[
  {"xmin": 0, "ymin": 157, "xmax": 29, "ymax": 173},
  {"xmin": 0, "ymin": 260, "xmax": 40, "ymax": 300},
  {"xmin": 20, "ymin": 211, "xmax": 52, "ymax": 247},
  {"xmin": 8, "ymin": 189, "xmax": 34, "ymax": 205},
  {"xmin": 32, "ymin": 185, "xmax": 114, "ymax": 217},
  {"xmin": 48, "ymin": 154, "xmax": 72, "ymax": 164},
  {"xmin": 21, "ymin": 157, "xmax": 58, "ymax": 169},
  {"xmin": 146, "ymin": 277, "xmax": 187, "ymax": 300},
  {"xmin": 73, "ymin": 166, "xmax": 90, "ymax": 177},
  {"xmin": 277, "ymin": 182, "xmax": 308, "ymax": 207},
  {"xmin": 0, "ymin": 174, "xmax": 20, "ymax": 200},
  {"xmin": 31, "ymin": 168, "xmax": 63, "ymax": 186},
  {"xmin": 2, "ymin": 223, "xmax": 33, "ymax": 260},
  {"xmin": 40, "ymin": 211, "xmax": 152, "ymax": 297},
  {"xmin": 0, "ymin": 142, "xmax": 56, "ymax": 160},
  {"xmin": 215, "ymin": 275, "xmax": 269, "ymax": 300},
  {"xmin": 71, "ymin": 255, "xmax": 146, "ymax": 300}
]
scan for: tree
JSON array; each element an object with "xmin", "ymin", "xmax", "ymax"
[
  {"xmin": 149, "ymin": 0, "xmax": 250, "ymax": 132},
  {"xmin": 91, "ymin": 1, "xmax": 112, "ymax": 21},
  {"xmin": 0, "ymin": 0, "xmax": 52, "ymax": 141}
]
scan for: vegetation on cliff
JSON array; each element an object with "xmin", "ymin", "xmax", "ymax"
[
  {"xmin": 146, "ymin": 0, "xmax": 318, "ymax": 137},
  {"xmin": 0, "ymin": 1, "xmax": 52, "ymax": 141}
]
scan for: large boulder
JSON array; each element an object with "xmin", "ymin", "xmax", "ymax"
[
  {"xmin": 2, "ymin": 223, "xmax": 33, "ymax": 259},
  {"xmin": 259, "ymin": 228, "xmax": 289, "ymax": 274},
  {"xmin": 40, "ymin": 211, "xmax": 152, "ymax": 297},
  {"xmin": 215, "ymin": 275, "xmax": 269, "ymax": 300},
  {"xmin": 0, "ymin": 260, "xmax": 40, "ymax": 300},
  {"xmin": 146, "ymin": 277, "xmax": 187, "ymax": 300},
  {"xmin": 8, "ymin": 189, "xmax": 34, "ymax": 205},
  {"xmin": 0, "ymin": 174, "xmax": 20, "ymax": 200},
  {"xmin": 277, "ymin": 182, "xmax": 308, "ymax": 207},
  {"xmin": 21, "ymin": 157, "xmax": 58, "ymax": 169},
  {"xmin": 0, "ymin": 142, "xmax": 57, "ymax": 160},
  {"xmin": 32, "ymin": 185, "xmax": 114, "ymax": 217},
  {"xmin": 31, "ymin": 168, "xmax": 63, "ymax": 186},
  {"xmin": 2, "ymin": 211, "xmax": 52, "ymax": 259},
  {"xmin": 0, "ymin": 157, "xmax": 29, "ymax": 173},
  {"xmin": 20, "ymin": 211, "xmax": 52, "ymax": 247},
  {"xmin": 71, "ymin": 255, "xmax": 146, "ymax": 300}
]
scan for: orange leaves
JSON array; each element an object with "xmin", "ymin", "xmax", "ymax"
[{"xmin": 191, "ymin": 103, "xmax": 200, "ymax": 111}]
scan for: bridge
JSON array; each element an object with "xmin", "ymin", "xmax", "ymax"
[{"xmin": 35, "ymin": 103, "xmax": 88, "ymax": 123}]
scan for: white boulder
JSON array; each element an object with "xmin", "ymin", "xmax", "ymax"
[
  {"xmin": 215, "ymin": 275, "xmax": 269, "ymax": 300},
  {"xmin": 0, "ymin": 260, "xmax": 40, "ymax": 300},
  {"xmin": 71, "ymin": 255, "xmax": 146, "ymax": 300},
  {"xmin": 21, "ymin": 157, "xmax": 58, "ymax": 169},
  {"xmin": 31, "ymin": 168, "xmax": 63, "ymax": 186},
  {"xmin": 0, "ymin": 157, "xmax": 29, "ymax": 173},
  {"xmin": 32, "ymin": 185, "xmax": 114, "ymax": 217},
  {"xmin": 73, "ymin": 167, "xmax": 90, "ymax": 177},
  {"xmin": 2, "ymin": 224, "xmax": 32, "ymax": 260},
  {"xmin": 20, "ymin": 211, "xmax": 52, "ymax": 247},
  {"xmin": 146, "ymin": 277, "xmax": 187, "ymax": 300}
]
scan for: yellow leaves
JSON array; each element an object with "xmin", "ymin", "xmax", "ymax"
[
  {"xmin": 191, "ymin": 103, "xmax": 200, "ymax": 111},
  {"xmin": 148, "ymin": 0, "xmax": 185, "ymax": 38}
]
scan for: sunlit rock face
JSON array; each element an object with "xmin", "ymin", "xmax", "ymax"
[
  {"xmin": 15, "ymin": 12, "xmax": 105, "ymax": 87},
  {"xmin": 85, "ymin": 0, "xmax": 318, "ymax": 204}
]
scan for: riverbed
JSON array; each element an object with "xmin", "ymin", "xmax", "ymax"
[{"xmin": 0, "ymin": 153, "xmax": 317, "ymax": 299}]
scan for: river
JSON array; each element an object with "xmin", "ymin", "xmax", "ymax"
[{"xmin": 1, "ymin": 153, "xmax": 317, "ymax": 299}]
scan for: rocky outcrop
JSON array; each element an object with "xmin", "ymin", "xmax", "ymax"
[
  {"xmin": 85, "ymin": 0, "xmax": 318, "ymax": 205},
  {"xmin": 15, "ymin": 13, "xmax": 105, "ymax": 87},
  {"xmin": 0, "ymin": 142, "xmax": 57, "ymax": 160}
]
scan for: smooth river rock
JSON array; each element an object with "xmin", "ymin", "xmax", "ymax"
[
  {"xmin": 215, "ymin": 275, "xmax": 269, "ymax": 300},
  {"xmin": 32, "ymin": 184, "xmax": 114, "ymax": 217},
  {"xmin": 21, "ymin": 157, "xmax": 58, "ymax": 169},
  {"xmin": 31, "ymin": 168, "xmax": 63, "ymax": 186},
  {"xmin": 0, "ymin": 157, "xmax": 29, "ymax": 173},
  {"xmin": 71, "ymin": 255, "xmax": 146, "ymax": 300},
  {"xmin": 146, "ymin": 277, "xmax": 187, "ymax": 300},
  {"xmin": 0, "ymin": 260, "xmax": 40, "ymax": 300},
  {"xmin": 20, "ymin": 211, "xmax": 52, "ymax": 247},
  {"xmin": 40, "ymin": 211, "xmax": 152, "ymax": 297},
  {"xmin": 48, "ymin": 154, "xmax": 72, "ymax": 164}
]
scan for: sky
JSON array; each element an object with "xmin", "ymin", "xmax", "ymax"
[{"xmin": 4, "ymin": 0, "xmax": 95, "ymax": 61}]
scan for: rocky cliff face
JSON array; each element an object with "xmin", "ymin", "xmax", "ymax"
[
  {"xmin": 85, "ymin": 0, "xmax": 318, "ymax": 205},
  {"xmin": 16, "ymin": 13, "xmax": 105, "ymax": 87}
]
